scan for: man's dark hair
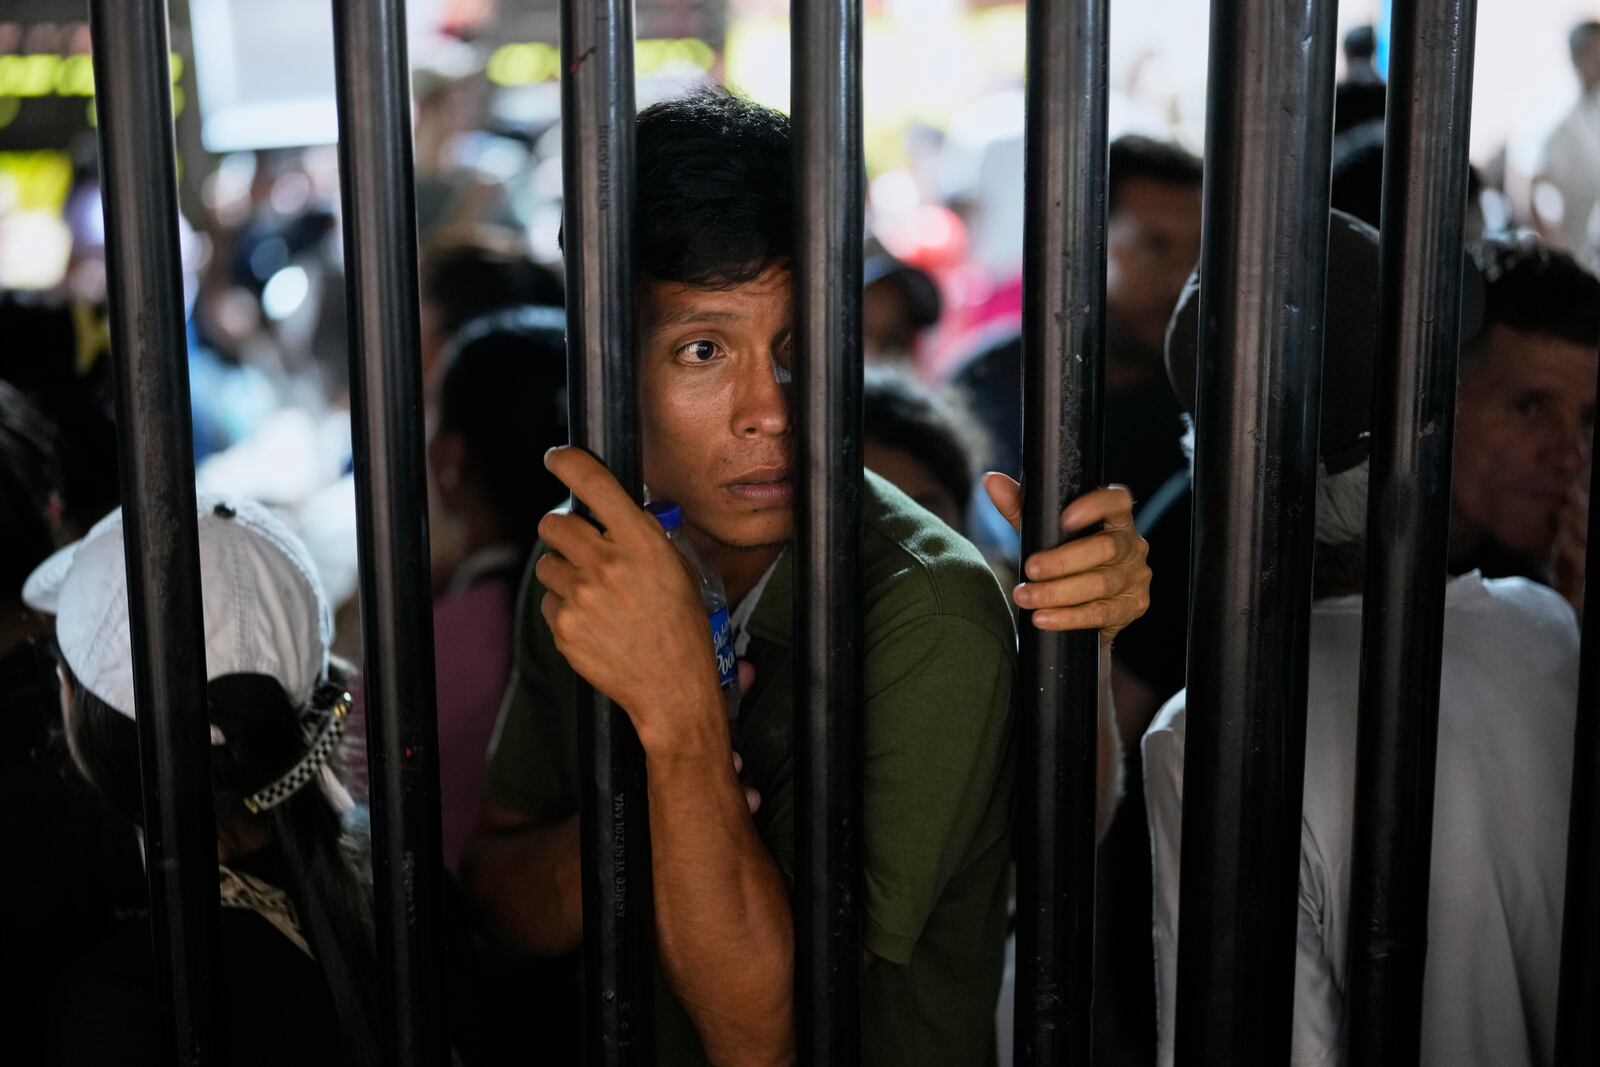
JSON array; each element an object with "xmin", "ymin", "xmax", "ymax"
[
  {"xmin": 1331, "ymin": 120, "xmax": 1484, "ymax": 231},
  {"xmin": 1469, "ymin": 237, "xmax": 1600, "ymax": 354},
  {"xmin": 421, "ymin": 233, "xmax": 565, "ymax": 338},
  {"xmin": 1571, "ymin": 21, "xmax": 1600, "ymax": 62},
  {"xmin": 863, "ymin": 366, "xmax": 990, "ymax": 514},
  {"xmin": 635, "ymin": 90, "xmax": 793, "ymax": 289},
  {"xmin": 436, "ymin": 305, "xmax": 570, "ymax": 556},
  {"xmin": 1107, "ymin": 135, "xmax": 1203, "ymax": 215}
]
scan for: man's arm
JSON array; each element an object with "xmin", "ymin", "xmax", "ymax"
[
  {"xmin": 460, "ymin": 806, "xmax": 582, "ymax": 957},
  {"xmin": 643, "ymin": 728, "xmax": 795, "ymax": 1067},
  {"xmin": 535, "ymin": 447, "xmax": 795, "ymax": 1065},
  {"xmin": 478, "ymin": 689, "xmax": 788, "ymax": 1064}
]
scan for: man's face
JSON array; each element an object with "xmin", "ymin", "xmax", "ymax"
[
  {"xmin": 1453, "ymin": 323, "xmax": 1597, "ymax": 557},
  {"xmin": 1106, "ymin": 176, "xmax": 1203, "ymax": 350},
  {"xmin": 638, "ymin": 266, "xmax": 795, "ymax": 554}
]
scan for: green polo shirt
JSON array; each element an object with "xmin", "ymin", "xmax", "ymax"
[{"xmin": 485, "ymin": 471, "xmax": 1017, "ymax": 1065}]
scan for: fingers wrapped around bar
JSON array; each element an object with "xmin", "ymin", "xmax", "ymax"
[{"xmin": 985, "ymin": 473, "xmax": 1152, "ymax": 641}]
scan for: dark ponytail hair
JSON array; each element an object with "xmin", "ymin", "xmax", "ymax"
[{"xmin": 60, "ymin": 662, "xmax": 380, "ymax": 1067}]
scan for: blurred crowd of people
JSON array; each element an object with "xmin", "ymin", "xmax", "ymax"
[{"xmin": 2, "ymin": 16, "xmax": 1599, "ymax": 1067}]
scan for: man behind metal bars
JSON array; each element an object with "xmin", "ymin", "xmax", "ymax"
[
  {"xmin": 463, "ymin": 91, "xmax": 1151, "ymax": 1066},
  {"xmin": 1145, "ymin": 218, "xmax": 1591, "ymax": 1067}
]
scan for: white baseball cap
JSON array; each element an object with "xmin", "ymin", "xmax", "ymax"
[{"xmin": 22, "ymin": 490, "xmax": 333, "ymax": 720}]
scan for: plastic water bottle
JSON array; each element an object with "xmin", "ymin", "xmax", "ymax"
[{"xmin": 646, "ymin": 500, "xmax": 741, "ymax": 718}]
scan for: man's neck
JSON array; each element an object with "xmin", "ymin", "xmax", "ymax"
[{"xmin": 693, "ymin": 535, "xmax": 784, "ymax": 607}]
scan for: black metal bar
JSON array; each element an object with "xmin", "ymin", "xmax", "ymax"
[
  {"xmin": 86, "ymin": 2, "xmax": 220, "ymax": 1062},
  {"xmin": 1556, "ymin": 370, "xmax": 1600, "ymax": 1063},
  {"xmin": 328, "ymin": 3, "xmax": 448, "ymax": 1064},
  {"xmin": 1345, "ymin": 1, "xmax": 1479, "ymax": 1060},
  {"xmin": 1013, "ymin": 0, "xmax": 1109, "ymax": 1062},
  {"xmin": 557, "ymin": 0, "xmax": 653, "ymax": 1061},
  {"xmin": 1174, "ymin": 0, "xmax": 1336, "ymax": 1061},
  {"xmin": 791, "ymin": 0, "xmax": 865, "ymax": 1061}
]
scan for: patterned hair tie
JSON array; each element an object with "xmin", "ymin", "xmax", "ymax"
[{"xmin": 243, "ymin": 693, "xmax": 351, "ymax": 814}]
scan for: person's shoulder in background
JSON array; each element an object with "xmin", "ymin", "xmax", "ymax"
[
  {"xmin": 860, "ymin": 469, "xmax": 1015, "ymax": 650},
  {"xmin": 1475, "ymin": 571, "xmax": 1582, "ymax": 638}
]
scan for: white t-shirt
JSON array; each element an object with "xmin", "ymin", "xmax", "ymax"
[
  {"xmin": 1536, "ymin": 90, "xmax": 1600, "ymax": 264},
  {"xmin": 1143, "ymin": 572, "xmax": 1579, "ymax": 1067}
]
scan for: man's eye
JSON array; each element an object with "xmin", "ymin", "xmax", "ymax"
[
  {"xmin": 773, "ymin": 339, "xmax": 793, "ymax": 385},
  {"xmin": 676, "ymin": 340, "xmax": 720, "ymax": 363}
]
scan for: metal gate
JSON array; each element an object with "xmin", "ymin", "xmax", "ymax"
[{"xmin": 81, "ymin": 0, "xmax": 1600, "ymax": 1064}]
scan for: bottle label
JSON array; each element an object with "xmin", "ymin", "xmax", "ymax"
[{"xmin": 709, "ymin": 606, "xmax": 737, "ymax": 691}]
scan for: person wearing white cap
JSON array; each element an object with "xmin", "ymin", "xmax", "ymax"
[{"xmin": 23, "ymin": 492, "xmax": 379, "ymax": 1067}]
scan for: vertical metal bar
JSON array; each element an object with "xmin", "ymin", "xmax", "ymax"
[
  {"xmin": 1014, "ymin": 0, "xmax": 1109, "ymax": 1062},
  {"xmin": 87, "ymin": 2, "xmax": 220, "ymax": 1061},
  {"xmin": 557, "ymin": 0, "xmax": 653, "ymax": 1061},
  {"xmin": 1345, "ymin": 0, "xmax": 1478, "ymax": 1060},
  {"xmin": 791, "ymin": 0, "xmax": 865, "ymax": 1061},
  {"xmin": 328, "ymin": 3, "xmax": 448, "ymax": 1064},
  {"xmin": 1175, "ymin": 0, "xmax": 1337, "ymax": 1061},
  {"xmin": 1557, "ymin": 379, "xmax": 1600, "ymax": 1063}
]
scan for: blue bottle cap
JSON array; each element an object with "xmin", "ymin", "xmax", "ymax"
[{"xmin": 645, "ymin": 500, "xmax": 682, "ymax": 531}]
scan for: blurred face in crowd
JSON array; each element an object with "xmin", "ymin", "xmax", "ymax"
[
  {"xmin": 864, "ymin": 442, "xmax": 963, "ymax": 533},
  {"xmin": 863, "ymin": 279, "xmax": 917, "ymax": 361},
  {"xmin": 637, "ymin": 265, "xmax": 795, "ymax": 556},
  {"xmin": 1576, "ymin": 33, "xmax": 1600, "ymax": 91},
  {"xmin": 1453, "ymin": 323, "xmax": 1598, "ymax": 558},
  {"xmin": 1105, "ymin": 176, "xmax": 1203, "ymax": 351}
]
